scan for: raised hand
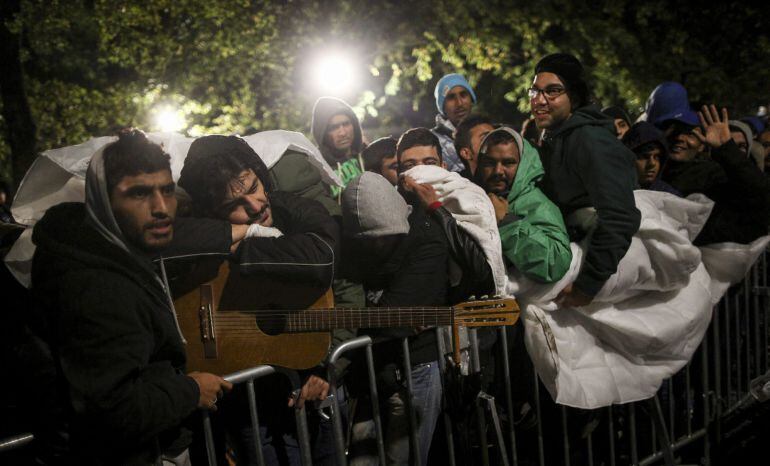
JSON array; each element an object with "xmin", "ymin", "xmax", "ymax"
[
  {"xmin": 400, "ymin": 175, "xmax": 440, "ymax": 208},
  {"xmin": 693, "ymin": 105, "xmax": 731, "ymax": 149}
]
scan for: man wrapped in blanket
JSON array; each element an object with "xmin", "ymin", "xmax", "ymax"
[{"xmin": 475, "ymin": 126, "xmax": 572, "ymax": 284}]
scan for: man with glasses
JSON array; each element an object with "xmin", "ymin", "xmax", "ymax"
[{"xmin": 529, "ymin": 53, "xmax": 640, "ymax": 307}]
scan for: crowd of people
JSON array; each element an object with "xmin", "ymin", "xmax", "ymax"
[{"xmin": 1, "ymin": 51, "xmax": 769, "ymax": 466}]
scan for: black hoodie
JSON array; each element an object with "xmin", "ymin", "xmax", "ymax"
[
  {"xmin": 539, "ymin": 105, "xmax": 641, "ymax": 297},
  {"xmin": 30, "ymin": 202, "xmax": 200, "ymax": 465}
]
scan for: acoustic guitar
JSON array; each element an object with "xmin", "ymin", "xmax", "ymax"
[{"xmin": 173, "ymin": 261, "xmax": 519, "ymax": 375}]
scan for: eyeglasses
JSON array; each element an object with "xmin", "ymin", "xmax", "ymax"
[{"xmin": 528, "ymin": 86, "xmax": 567, "ymax": 100}]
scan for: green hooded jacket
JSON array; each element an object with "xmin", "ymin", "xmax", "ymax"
[
  {"xmin": 539, "ymin": 105, "xmax": 641, "ymax": 296},
  {"xmin": 499, "ymin": 139, "xmax": 572, "ymax": 283}
]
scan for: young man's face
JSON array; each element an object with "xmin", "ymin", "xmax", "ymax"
[
  {"xmin": 398, "ymin": 145, "xmax": 444, "ymax": 172},
  {"xmin": 326, "ymin": 114, "xmax": 355, "ymax": 154},
  {"xmin": 664, "ymin": 123, "xmax": 703, "ymax": 162},
  {"xmin": 443, "ymin": 86, "xmax": 473, "ymax": 127},
  {"xmin": 635, "ymin": 145, "xmax": 662, "ymax": 188},
  {"xmin": 459, "ymin": 123, "xmax": 495, "ymax": 174},
  {"xmin": 614, "ymin": 119, "xmax": 630, "ymax": 139},
  {"xmin": 530, "ymin": 72, "xmax": 573, "ymax": 130},
  {"xmin": 219, "ymin": 169, "xmax": 273, "ymax": 227},
  {"xmin": 730, "ymin": 130, "xmax": 748, "ymax": 155},
  {"xmin": 378, "ymin": 155, "xmax": 399, "ymax": 186},
  {"xmin": 110, "ymin": 169, "xmax": 177, "ymax": 254},
  {"xmin": 478, "ymin": 141, "xmax": 521, "ymax": 195}
]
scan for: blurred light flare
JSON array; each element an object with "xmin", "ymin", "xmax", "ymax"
[
  {"xmin": 154, "ymin": 106, "xmax": 186, "ymax": 132},
  {"xmin": 312, "ymin": 51, "xmax": 357, "ymax": 95}
]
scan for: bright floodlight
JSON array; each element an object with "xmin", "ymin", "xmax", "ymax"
[
  {"xmin": 313, "ymin": 52, "xmax": 357, "ymax": 94},
  {"xmin": 154, "ymin": 106, "xmax": 186, "ymax": 132}
]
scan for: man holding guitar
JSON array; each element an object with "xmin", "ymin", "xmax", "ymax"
[{"xmin": 177, "ymin": 135, "xmax": 341, "ymax": 466}]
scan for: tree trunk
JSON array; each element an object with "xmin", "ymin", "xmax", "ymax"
[{"xmin": 0, "ymin": 0, "xmax": 37, "ymax": 188}]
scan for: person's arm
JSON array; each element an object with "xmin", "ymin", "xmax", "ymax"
[
  {"xmin": 571, "ymin": 129, "xmax": 641, "ymax": 299},
  {"xmin": 56, "ymin": 272, "xmax": 203, "ymax": 446},
  {"xmin": 163, "ymin": 216, "xmax": 242, "ymax": 258},
  {"xmin": 233, "ymin": 192, "xmax": 339, "ymax": 287},
  {"xmin": 499, "ymin": 188, "xmax": 572, "ymax": 283}
]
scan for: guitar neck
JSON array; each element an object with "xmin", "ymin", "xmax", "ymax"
[{"xmin": 284, "ymin": 307, "xmax": 454, "ymax": 332}]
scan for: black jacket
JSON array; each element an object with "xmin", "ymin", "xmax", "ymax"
[
  {"xmin": 347, "ymin": 207, "xmax": 449, "ymax": 366},
  {"xmin": 29, "ymin": 203, "xmax": 200, "ymax": 465},
  {"xmin": 662, "ymin": 140, "xmax": 770, "ymax": 245},
  {"xmin": 429, "ymin": 205, "xmax": 495, "ymax": 301},
  {"xmin": 540, "ymin": 105, "xmax": 641, "ymax": 296}
]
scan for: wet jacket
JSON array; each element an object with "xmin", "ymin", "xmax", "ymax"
[
  {"xmin": 662, "ymin": 140, "xmax": 770, "ymax": 245},
  {"xmin": 431, "ymin": 114, "xmax": 465, "ymax": 173},
  {"xmin": 539, "ymin": 105, "xmax": 641, "ymax": 296},
  {"xmin": 500, "ymin": 139, "xmax": 572, "ymax": 283},
  {"xmin": 29, "ymin": 203, "xmax": 200, "ymax": 465}
]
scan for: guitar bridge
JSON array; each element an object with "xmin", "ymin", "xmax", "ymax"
[{"xmin": 199, "ymin": 284, "xmax": 218, "ymax": 359}]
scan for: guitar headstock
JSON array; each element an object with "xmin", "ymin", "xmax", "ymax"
[{"xmin": 453, "ymin": 297, "xmax": 520, "ymax": 328}]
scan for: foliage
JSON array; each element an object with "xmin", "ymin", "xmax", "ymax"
[{"xmin": 1, "ymin": 0, "xmax": 769, "ymax": 184}]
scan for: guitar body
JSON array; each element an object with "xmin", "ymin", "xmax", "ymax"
[{"xmin": 173, "ymin": 260, "xmax": 332, "ymax": 375}]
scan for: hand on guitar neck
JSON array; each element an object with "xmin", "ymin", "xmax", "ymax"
[
  {"xmin": 288, "ymin": 375, "xmax": 330, "ymax": 409},
  {"xmin": 189, "ymin": 371, "xmax": 233, "ymax": 411}
]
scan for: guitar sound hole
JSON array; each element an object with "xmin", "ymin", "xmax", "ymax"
[{"xmin": 256, "ymin": 305, "xmax": 288, "ymax": 336}]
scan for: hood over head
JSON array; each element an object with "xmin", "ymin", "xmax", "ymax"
[
  {"xmin": 179, "ymin": 135, "xmax": 273, "ymax": 215},
  {"xmin": 311, "ymin": 97, "xmax": 363, "ymax": 163},
  {"xmin": 644, "ymin": 82, "xmax": 699, "ymax": 128},
  {"xmin": 729, "ymin": 120, "xmax": 754, "ymax": 155},
  {"xmin": 85, "ymin": 144, "xmax": 132, "ymax": 254},
  {"xmin": 341, "ymin": 172, "xmax": 410, "ymax": 238}
]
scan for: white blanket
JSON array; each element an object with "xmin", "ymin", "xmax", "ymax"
[
  {"xmin": 404, "ymin": 165, "xmax": 508, "ymax": 297},
  {"xmin": 5, "ymin": 131, "xmax": 340, "ymax": 287},
  {"xmin": 511, "ymin": 190, "xmax": 770, "ymax": 408}
]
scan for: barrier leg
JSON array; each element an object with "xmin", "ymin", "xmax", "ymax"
[
  {"xmin": 401, "ymin": 338, "xmax": 421, "ymax": 466},
  {"xmin": 294, "ymin": 405, "xmax": 312, "ymax": 466},
  {"xmin": 202, "ymin": 410, "xmax": 218, "ymax": 466},
  {"xmin": 498, "ymin": 327, "xmax": 519, "ymax": 466},
  {"xmin": 246, "ymin": 380, "xmax": 267, "ymax": 466},
  {"xmin": 435, "ymin": 327, "xmax": 457, "ymax": 466}
]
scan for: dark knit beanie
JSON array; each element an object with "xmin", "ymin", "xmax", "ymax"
[{"xmin": 534, "ymin": 53, "xmax": 590, "ymax": 108}]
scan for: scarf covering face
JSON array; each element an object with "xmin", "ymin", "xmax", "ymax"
[{"xmin": 85, "ymin": 144, "xmax": 132, "ymax": 254}]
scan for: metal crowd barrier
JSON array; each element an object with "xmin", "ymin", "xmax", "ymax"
[{"xmin": 4, "ymin": 251, "xmax": 770, "ymax": 465}]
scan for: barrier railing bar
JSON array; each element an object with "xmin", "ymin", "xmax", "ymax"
[
  {"xmin": 560, "ymin": 406, "xmax": 570, "ymax": 466},
  {"xmin": 732, "ymin": 290, "xmax": 743, "ymax": 401},
  {"xmin": 586, "ymin": 428, "xmax": 594, "ymax": 466},
  {"xmin": 434, "ymin": 328, "xmax": 456, "ymax": 466},
  {"xmin": 0, "ymin": 434, "xmax": 34, "ymax": 453},
  {"xmin": 649, "ymin": 396, "xmax": 675, "ymax": 466},
  {"xmin": 469, "ymin": 329, "xmax": 490, "ymax": 466},
  {"xmin": 327, "ymin": 335, "xmax": 385, "ymax": 466},
  {"xmin": 701, "ymin": 336, "xmax": 711, "ymax": 466},
  {"xmin": 401, "ymin": 337, "xmax": 421, "ymax": 466},
  {"xmin": 498, "ymin": 327, "xmax": 519, "ymax": 466},
  {"xmin": 638, "ymin": 428, "xmax": 707, "ymax": 466},
  {"xmin": 628, "ymin": 404, "xmax": 638, "ymax": 465},
  {"xmin": 725, "ymin": 297, "xmax": 734, "ymax": 407},
  {"xmin": 533, "ymin": 365, "xmax": 545, "ymax": 466},
  {"xmin": 607, "ymin": 405, "xmax": 616, "ymax": 466},
  {"xmin": 666, "ymin": 378, "xmax": 675, "ymax": 439},
  {"xmin": 685, "ymin": 363, "xmax": 693, "ymax": 436},
  {"xmin": 246, "ymin": 380, "xmax": 267, "ymax": 466},
  {"xmin": 294, "ymin": 405, "xmax": 312, "ymax": 466}
]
